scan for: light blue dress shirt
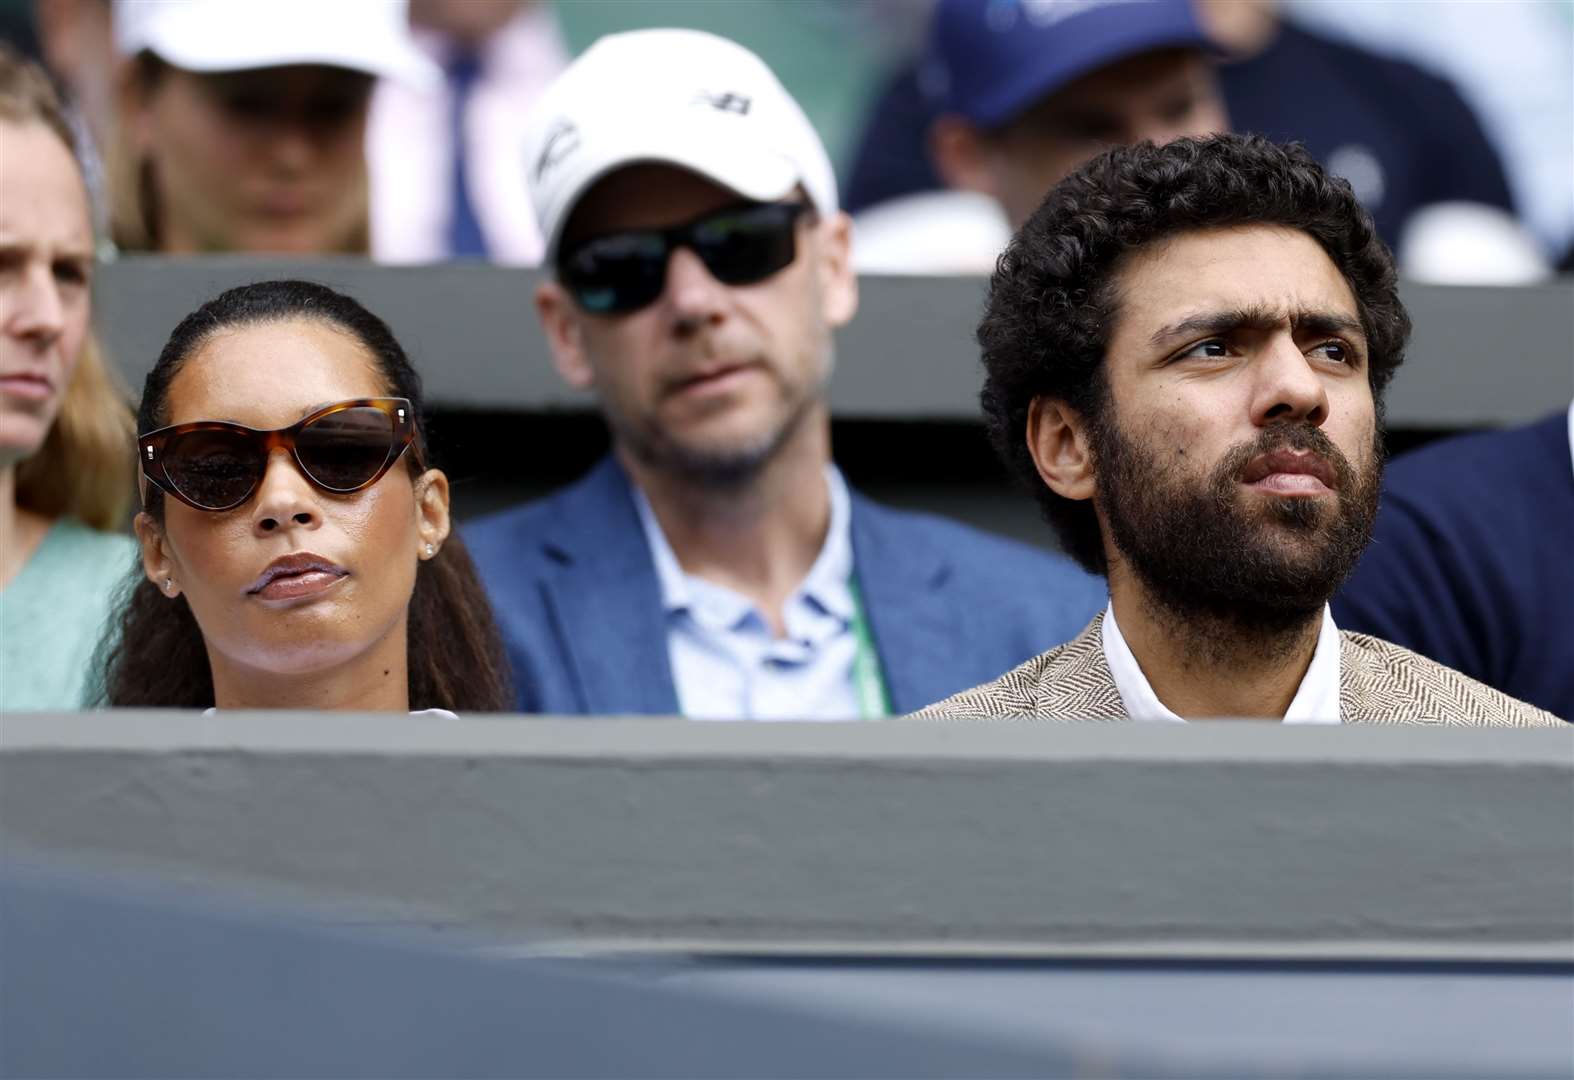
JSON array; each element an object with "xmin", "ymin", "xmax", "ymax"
[{"xmin": 631, "ymin": 466, "xmax": 879, "ymax": 721}]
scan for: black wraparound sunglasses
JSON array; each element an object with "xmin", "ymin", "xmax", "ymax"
[
  {"xmin": 557, "ymin": 201, "xmax": 811, "ymax": 315},
  {"xmin": 139, "ymin": 398, "xmax": 423, "ymax": 512}
]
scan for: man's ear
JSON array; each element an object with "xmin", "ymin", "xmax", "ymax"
[
  {"xmin": 133, "ymin": 512, "xmax": 180, "ymax": 598},
  {"xmin": 1026, "ymin": 396, "xmax": 1097, "ymax": 502},
  {"xmin": 535, "ymin": 280, "xmax": 594, "ymax": 390},
  {"xmin": 814, "ymin": 210, "xmax": 858, "ymax": 329},
  {"xmin": 413, "ymin": 468, "xmax": 452, "ymax": 559},
  {"xmin": 929, "ymin": 115, "xmax": 997, "ymax": 198}
]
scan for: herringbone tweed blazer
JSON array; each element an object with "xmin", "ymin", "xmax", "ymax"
[{"xmin": 913, "ymin": 614, "xmax": 1563, "ymax": 725}]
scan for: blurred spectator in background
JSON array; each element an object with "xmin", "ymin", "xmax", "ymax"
[
  {"xmin": 368, "ymin": 0, "xmax": 567, "ymax": 263},
  {"xmin": 0, "ymin": 46, "xmax": 135, "ymax": 710},
  {"xmin": 30, "ymin": 0, "xmax": 116, "ymax": 229},
  {"xmin": 1333, "ymin": 404, "xmax": 1574, "ymax": 721},
  {"xmin": 854, "ymin": 0, "xmax": 1224, "ymax": 272},
  {"xmin": 849, "ymin": 0, "xmax": 1537, "ymax": 279},
  {"xmin": 109, "ymin": 0, "xmax": 436, "ymax": 254},
  {"xmin": 1199, "ymin": 0, "xmax": 1545, "ymax": 284},
  {"xmin": 1285, "ymin": 0, "xmax": 1574, "ymax": 269},
  {"xmin": 926, "ymin": 0, "xmax": 1223, "ymax": 231},
  {"xmin": 466, "ymin": 29, "xmax": 1105, "ymax": 718}
]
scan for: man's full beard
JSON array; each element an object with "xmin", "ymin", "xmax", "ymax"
[{"xmin": 1093, "ymin": 414, "xmax": 1383, "ymax": 653}]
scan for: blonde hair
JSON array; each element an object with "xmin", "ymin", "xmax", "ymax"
[
  {"xmin": 2, "ymin": 45, "xmax": 136, "ymax": 531},
  {"xmin": 14, "ymin": 336, "xmax": 135, "ymax": 530}
]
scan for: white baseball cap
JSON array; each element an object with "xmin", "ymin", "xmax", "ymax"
[
  {"xmin": 113, "ymin": 0, "xmax": 439, "ymax": 88},
  {"xmin": 524, "ymin": 28, "xmax": 838, "ymax": 261}
]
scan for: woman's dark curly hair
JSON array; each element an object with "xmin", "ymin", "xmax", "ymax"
[
  {"xmin": 99, "ymin": 280, "xmax": 514, "ymax": 711},
  {"xmin": 978, "ymin": 134, "xmax": 1412, "ymax": 575}
]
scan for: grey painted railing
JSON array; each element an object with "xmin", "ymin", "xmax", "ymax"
[{"xmin": 5, "ymin": 711, "xmax": 1571, "ymax": 962}]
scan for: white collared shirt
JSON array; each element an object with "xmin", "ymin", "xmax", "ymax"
[
  {"xmin": 366, "ymin": 5, "xmax": 567, "ymax": 264},
  {"xmin": 1101, "ymin": 602, "xmax": 1343, "ymax": 723},
  {"xmin": 633, "ymin": 466, "xmax": 877, "ymax": 721}
]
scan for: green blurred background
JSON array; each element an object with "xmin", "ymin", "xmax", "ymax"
[{"xmin": 550, "ymin": 0, "xmax": 918, "ymax": 174}]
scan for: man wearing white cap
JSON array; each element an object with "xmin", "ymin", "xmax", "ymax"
[
  {"xmin": 112, "ymin": 0, "xmax": 436, "ymax": 253},
  {"xmin": 465, "ymin": 29, "xmax": 1105, "ymax": 718}
]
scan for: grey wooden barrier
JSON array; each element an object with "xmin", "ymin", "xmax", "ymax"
[
  {"xmin": 4, "ymin": 712, "xmax": 1571, "ymax": 962},
  {"xmin": 95, "ymin": 258, "xmax": 1574, "ymax": 426}
]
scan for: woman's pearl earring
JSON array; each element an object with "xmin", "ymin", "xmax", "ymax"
[
  {"xmin": 163, "ymin": 577, "xmax": 175, "ymax": 594},
  {"xmin": 424, "ymin": 543, "xmax": 435, "ymax": 558}
]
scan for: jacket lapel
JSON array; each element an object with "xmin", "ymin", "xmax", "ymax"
[
  {"xmin": 1337, "ymin": 632, "xmax": 1443, "ymax": 725},
  {"xmin": 1032, "ymin": 615, "xmax": 1126, "ymax": 718},
  {"xmin": 849, "ymin": 496, "xmax": 963, "ymax": 714},
  {"xmin": 538, "ymin": 457, "xmax": 680, "ymax": 715}
]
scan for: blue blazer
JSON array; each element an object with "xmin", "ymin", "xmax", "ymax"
[{"xmin": 464, "ymin": 456, "xmax": 1106, "ymax": 715}]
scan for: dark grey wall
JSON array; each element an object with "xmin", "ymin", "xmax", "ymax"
[
  {"xmin": 96, "ymin": 258, "xmax": 1574, "ymax": 426},
  {"xmin": 6, "ymin": 865, "xmax": 1570, "ymax": 1079}
]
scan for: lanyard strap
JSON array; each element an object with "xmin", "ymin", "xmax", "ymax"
[{"xmin": 847, "ymin": 576, "xmax": 893, "ymax": 719}]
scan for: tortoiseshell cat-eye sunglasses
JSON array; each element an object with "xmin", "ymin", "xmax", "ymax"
[{"xmin": 139, "ymin": 398, "xmax": 424, "ymax": 512}]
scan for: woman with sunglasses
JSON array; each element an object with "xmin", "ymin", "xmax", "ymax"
[
  {"xmin": 1, "ymin": 48, "xmax": 138, "ymax": 711},
  {"xmin": 101, "ymin": 279, "xmax": 512, "ymax": 712}
]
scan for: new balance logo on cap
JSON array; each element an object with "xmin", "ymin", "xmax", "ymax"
[
  {"xmin": 693, "ymin": 91, "xmax": 752, "ymax": 115},
  {"xmin": 522, "ymin": 28, "xmax": 839, "ymax": 258},
  {"xmin": 534, "ymin": 119, "xmax": 580, "ymax": 182}
]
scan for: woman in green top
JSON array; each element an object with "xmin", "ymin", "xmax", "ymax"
[{"xmin": 0, "ymin": 48, "xmax": 137, "ymax": 710}]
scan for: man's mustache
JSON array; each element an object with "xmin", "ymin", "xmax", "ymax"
[{"xmin": 1216, "ymin": 424, "xmax": 1356, "ymax": 492}]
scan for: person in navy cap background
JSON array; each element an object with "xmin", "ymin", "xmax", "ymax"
[
  {"xmin": 851, "ymin": 0, "xmax": 1225, "ymax": 272},
  {"xmin": 925, "ymin": 0, "xmax": 1225, "ymax": 230},
  {"xmin": 848, "ymin": 0, "xmax": 1521, "ymax": 276}
]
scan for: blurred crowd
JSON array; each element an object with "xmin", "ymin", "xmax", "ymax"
[
  {"xmin": 0, "ymin": 0, "xmax": 1569, "ymax": 726},
  {"xmin": 2, "ymin": 0, "xmax": 1570, "ymax": 274}
]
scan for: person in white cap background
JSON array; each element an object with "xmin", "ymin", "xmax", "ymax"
[
  {"xmin": 465, "ymin": 28, "xmax": 1105, "ymax": 719},
  {"xmin": 110, "ymin": 0, "xmax": 436, "ymax": 254}
]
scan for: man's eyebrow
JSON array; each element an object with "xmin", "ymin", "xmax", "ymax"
[
  {"xmin": 1294, "ymin": 311, "xmax": 1366, "ymax": 341},
  {"xmin": 1148, "ymin": 305, "xmax": 1365, "ymax": 347}
]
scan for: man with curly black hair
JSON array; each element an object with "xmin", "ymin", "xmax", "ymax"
[{"xmin": 918, "ymin": 134, "xmax": 1556, "ymax": 725}]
